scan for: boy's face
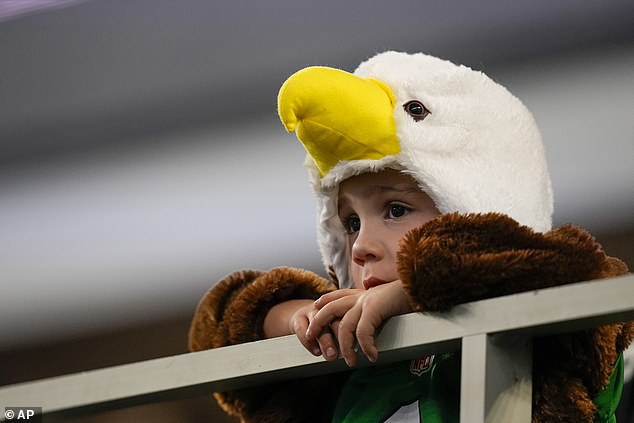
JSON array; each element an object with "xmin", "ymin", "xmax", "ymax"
[{"xmin": 337, "ymin": 170, "xmax": 440, "ymax": 290}]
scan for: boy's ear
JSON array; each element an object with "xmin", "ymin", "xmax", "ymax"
[{"xmin": 327, "ymin": 265, "xmax": 340, "ymax": 289}]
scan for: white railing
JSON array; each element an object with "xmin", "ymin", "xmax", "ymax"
[{"xmin": 1, "ymin": 275, "xmax": 633, "ymax": 422}]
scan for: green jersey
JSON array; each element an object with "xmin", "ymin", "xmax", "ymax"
[
  {"xmin": 333, "ymin": 353, "xmax": 460, "ymax": 423},
  {"xmin": 332, "ymin": 353, "xmax": 624, "ymax": 423}
]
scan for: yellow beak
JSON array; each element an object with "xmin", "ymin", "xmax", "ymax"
[{"xmin": 278, "ymin": 66, "xmax": 400, "ymax": 177}]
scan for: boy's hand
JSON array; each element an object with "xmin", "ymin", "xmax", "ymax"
[
  {"xmin": 305, "ymin": 280, "xmax": 412, "ymax": 367},
  {"xmin": 290, "ymin": 300, "xmax": 342, "ymax": 361},
  {"xmin": 264, "ymin": 299, "xmax": 340, "ymax": 360}
]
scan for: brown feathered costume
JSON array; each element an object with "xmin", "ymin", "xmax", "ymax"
[
  {"xmin": 189, "ymin": 52, "xmax": 633, "ymax": 422},
  {"xmin": 190, "ymin": 213, "xmax": 632, "ymax": 422}
]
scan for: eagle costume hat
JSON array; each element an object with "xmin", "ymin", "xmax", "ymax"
[
  {"xmin": 277, "ymin": 51, "xmax": 552, "ymax": 288},
  {"xmin": 189, "ymin": 51, "xmax": 633, "ymax": 422}
]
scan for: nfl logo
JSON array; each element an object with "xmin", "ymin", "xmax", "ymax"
[{"xmin": 410, "ymin": 355, "xmax": 435, "ymax": 376}]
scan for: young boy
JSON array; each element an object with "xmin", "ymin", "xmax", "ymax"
[
  {"xmin": 264, "ymin": 169, "xmax": 440, "ymax": 368},
  {"xmin": 189, "ymin": 52, "xmax": 632, "ymax": 422}
]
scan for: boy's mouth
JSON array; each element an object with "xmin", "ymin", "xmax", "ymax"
[{"xmin": 363, "ymin": 277, "xmax": 388, "ymax": 290}]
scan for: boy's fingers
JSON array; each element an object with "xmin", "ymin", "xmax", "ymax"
[
  {"xmin": 292, "ymin": 316, "xmax": 321, "ymax": 356},
  {"xmin": 306, "ymin": 297, "xmax": 354, "ymax": 340},
  {"xmin": 314, "ymin": 289, "xmax": 359, "ymax": 308},
  {"xmin": 298, "ymin": 335, "xmax": 321, "ymax": 356},
  {"xmin": 356, "ymin": 322, "xmax": 379, "ymax": 363},
  {"xmin": 329, "ymin": 319, "xmax": 341, "ymax": 338},
  {"xmin": 316, "ymin": 332, "xmax": 339, "ymax": 361},
  {"xmin": 337, "ymin": 306, "xmax": 362, "ymax": 367},
  {"xmin": 356, "ymin": 306, "xmax": 384, "ymax": 363},
  {"xmin": 296, "ymin": 323, "xmax": 338, "ymax": 359}
]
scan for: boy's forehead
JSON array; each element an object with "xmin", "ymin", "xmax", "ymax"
[
  {"xmin": 337, "ymin": 170, "xmax": 424, "ymax": 203},
  {"xmin": 339, "ymin": 170, "xmax": 418, "ymax": 191}
]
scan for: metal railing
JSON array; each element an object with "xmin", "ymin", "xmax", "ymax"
[{"xmin": 1, "ymin": 274, "xmax": 633, "ymax": 422}]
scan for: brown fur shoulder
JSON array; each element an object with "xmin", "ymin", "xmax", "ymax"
[
  {"xmin": 189, "ymin": 269, "xmax": 263, "ymax": 351},
  {"xmin": 189, "ymin": 267, "xmax": 334, "ymax": 351},
  {"xmin": 188, "ymin": 267, "xmax": 338, "ymax": 422},
  {"xmin": 397, "ymin": 212, "xmax": 633, "ymax": 423},
  {"xmin": 222, "ymin": 267, "xmax": 336, "ymax": 345},
  {"xmin": 397, "ymin": 212, "xmax": 629, "ymax": 311}
]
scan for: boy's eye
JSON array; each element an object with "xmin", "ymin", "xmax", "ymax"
[
  {"xmin": 344, "ymin": 215, "xmax": 361, "ymax": 234},
  {"xmin": 388, "ymin": 204, "xmax": 408, "ymax": 218}
]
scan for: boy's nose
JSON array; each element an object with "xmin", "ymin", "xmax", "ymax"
[{"xmin": 351, "ymin": 227, "xmax": 383, "ymax": 266}]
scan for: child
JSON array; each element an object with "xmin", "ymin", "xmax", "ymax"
[{"xmin": 189, "ymin": 52, "xmax": 632, "ymax": 422}]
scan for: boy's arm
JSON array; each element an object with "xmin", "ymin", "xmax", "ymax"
[
  {"xmin": 188, "ymin": 267, "xmax": 338, "ymax": 423},
  {"xmin": 263, "ymin": 298, "xmax": 315, "ymax": 338}
]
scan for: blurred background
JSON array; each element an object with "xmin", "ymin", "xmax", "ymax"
[{"xmin": 1, "ymin": 1, "xmax": 633, "ymax": 421}]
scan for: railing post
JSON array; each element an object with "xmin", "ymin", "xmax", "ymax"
[{"xmin": 460, "ymin": 333, "xmax": 532, "ymax": 422}]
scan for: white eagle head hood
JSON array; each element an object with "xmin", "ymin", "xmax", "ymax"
[{"xmin": 278, "ymin": 51, "xmax": 553, "ymax": 288}]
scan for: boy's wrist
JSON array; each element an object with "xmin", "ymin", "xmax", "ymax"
[
  {"xmin": 390, "ymin": 279, "xmax": 414, "ymax": 315},
  {"xmin": 263, "ymin": 299, "xmax": 314, "ymax": 338}
]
